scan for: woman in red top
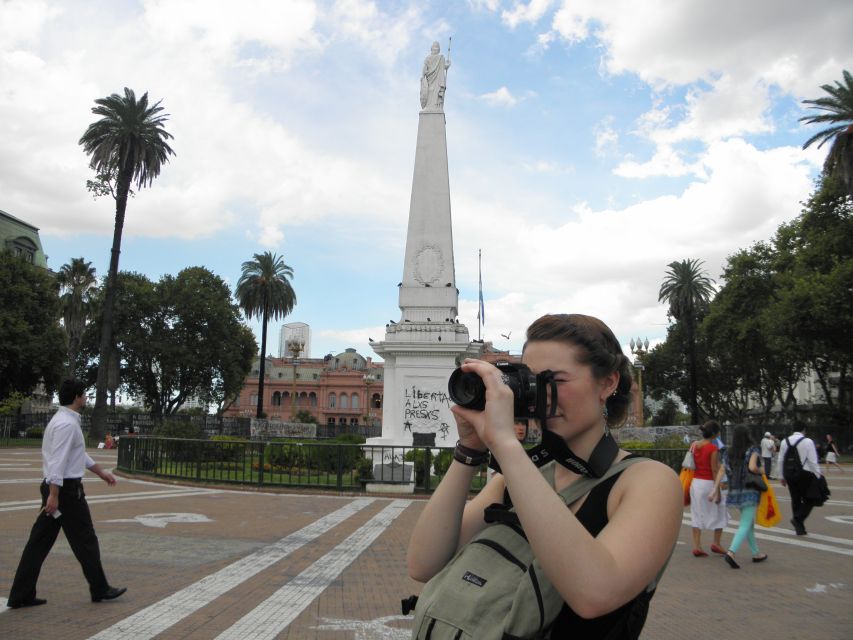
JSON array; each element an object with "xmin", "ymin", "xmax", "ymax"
[{"xmin": 688, "ymin": 421, "xmax": 729, "ymax": 556}]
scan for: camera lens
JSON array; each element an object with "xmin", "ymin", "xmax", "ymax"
[{"xmin": 448, "ymin": 368, "xmax": 486, "ymax": 411}]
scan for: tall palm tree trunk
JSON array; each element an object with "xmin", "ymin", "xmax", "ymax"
[
  {"xmin": 91, "ymin": 166, "xmax": 131, "ymax": 440},
  {"xmin": 256, "ymin": 298, "xmax": 269, "ymax": 419},
  {"xmin": 686, "ymin": 316, "xmax": 700, "ymax": 424}
]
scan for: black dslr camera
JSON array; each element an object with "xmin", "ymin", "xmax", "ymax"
[{"xmin": 447, "ymin": 362, "xmax": 557, "ymax": 421}]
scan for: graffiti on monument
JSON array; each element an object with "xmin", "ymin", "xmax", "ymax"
[{"xmin": 402, "ymin": 384, "xmax": 453, "ymax": 442}]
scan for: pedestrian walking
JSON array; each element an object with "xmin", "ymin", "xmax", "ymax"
[
  {"xmin": 688, "ymin": 420, "xmax": 728, "ymax": 556},
  {"xmin": 778, "ymin": 422, "xmax": 822, "ymax": 536},
  {"xmin": 713, "ymin": 426, "xmax": 767, "ymax": 568},
  {"xmin": 6, "ymin": 379, "xmax": 127, "ymax": 609},
  {"xmin": 760, "ymin": 432, "xmax": 776, "ymax": 478},
  {"xmin": 824, "ymin": 434, "xmax": 844, "ymax": 473}
]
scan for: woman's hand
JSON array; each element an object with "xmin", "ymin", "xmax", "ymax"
[{"xmin": 449, "ymin": 359, "xmax": 517, "ymax": 453}]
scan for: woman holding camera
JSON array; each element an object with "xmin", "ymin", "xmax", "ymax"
[{"xmin": 407, "ymin": 314, "xmax": 682, "ymax": 639}]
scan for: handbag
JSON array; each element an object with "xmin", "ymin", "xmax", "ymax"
[
  {"xmin": 745, "ymin": 471, "xmax": 768, "ymax": 492},
  {"xmin": 679, "ymin": 467, "xmax": 694, "ymax": 506},
  {"xmin": 756, "ymin": 481, "xmax": 781, "ymax": 527},
  {"xmin": 681, "ymin": 444, "xmax": 696, "ymax": 471}
]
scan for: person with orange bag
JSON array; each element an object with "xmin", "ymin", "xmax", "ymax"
[{"xmin": 712, "ymin": 425, "xmax": 767, "ymax": 569}]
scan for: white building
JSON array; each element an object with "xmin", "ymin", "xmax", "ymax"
[{"xmin": 279, "ymin": 322, "xmax": 311, "ymax": 358}]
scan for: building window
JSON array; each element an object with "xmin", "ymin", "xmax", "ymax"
[
  {"xmin": 309, "ymin": 392, "xmax": 317, "ymax": 407},
  {"xmin": 340, "ymin": 394, "xmax": 349, "ymax": 409},
  {"xmin": 329, "ymin": 393, "xmax": 336, "ymax": 408},
  {"xmin": 351, "ymin": 393, "xmax": 359, "ymax": 410},
  {"xmin": 327, "ymin": 417, "xmax": 335, "ymax": 425},
  {"xmin": 372, "ymin": 394, "xmax": 381, "ymax": 409},
  {"xmin": 272, "ymin": 392, "xmax": 281, "ymax": 406},
  {"xmin": 339, "ymin": 417, "xmax": 346, "ymax": 425},
  {"xmin": 350, "ymin": 418, "xmax": 358, "ymax": 426}
]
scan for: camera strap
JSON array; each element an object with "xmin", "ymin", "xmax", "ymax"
[{"xmin": 489, "ymin": 431, "xmax": 620, "ymax": 479}]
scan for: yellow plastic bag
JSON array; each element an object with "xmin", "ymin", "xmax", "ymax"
[
  {"xmin": 756, "ymin": 475, "xmax": 781, "ymax": 528},
  {"xmin": 679, "ymin": 467, "xmax": 694, "ymax": 506}
]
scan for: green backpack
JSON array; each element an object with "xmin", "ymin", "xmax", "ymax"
[{"xmin": 408, "ymin": 457, "xmax": 664, "ymax": 640}]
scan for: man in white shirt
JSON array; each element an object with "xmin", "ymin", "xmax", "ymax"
[
  {"xmin": 6, "ymin": 380, "xmax": 126, "ymax": 609},
  {"xmin": 777, "ymin": 423, "xmax": 822, "ymax": 536},
  {"xmin": 760, "ymin": 432, "xmax": 776, "ymax": 478}
]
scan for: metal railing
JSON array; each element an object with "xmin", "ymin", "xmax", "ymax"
[
  {"xmin": 116, "ymin": 437, "xmax": 462, "ymax": 492},
  {"xmin": 115, "ymin": 437, "xmax": 687, "ymax": 493}
]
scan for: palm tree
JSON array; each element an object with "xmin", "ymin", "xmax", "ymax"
[
  {"xmin": 658, "ymin": 259, "xmax": 715, "ymax": 424},
  {"xmin": 79, "ymin": 87, "xmax": 175, "ymax": 439},
  {"xmin": 236, "ymin": 252, "xmax": 296, "ymax": 418},
  {"xmin": 800, "ymin": 70, "xmax": 853, "ymax": 199},
  {"xmin": 57, "ymin": 258, "xmax": 97, "ymax": 377}
]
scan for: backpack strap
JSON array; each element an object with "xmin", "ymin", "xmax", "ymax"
[
  {"xmin": 484, "ymin": 456, "xmax": 648, "ymax": 527},
  {"xmin": 556, "ymin": 456, "xmax": 647, "ymax": 507}
]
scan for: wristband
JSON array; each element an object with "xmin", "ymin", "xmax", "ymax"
[{"xmin": 454, "ymin": 441, "xmax": 489, "ymax": 466}]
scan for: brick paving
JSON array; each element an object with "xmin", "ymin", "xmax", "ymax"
[{"xmin": 1, "ymin": 448, "xmax": 851, "ymax": 639}]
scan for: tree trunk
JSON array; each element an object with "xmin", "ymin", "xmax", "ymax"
[
  {"xmin": 91, "ymin": 165, "xmax": 132, "ymax": 441},
  {"xmin": 686, "ymin": 315, "xmax": 700, "ymax": 425},
  {"xmin": 256, "ymin": 299, "xmax": 268, "ymax": 419}
]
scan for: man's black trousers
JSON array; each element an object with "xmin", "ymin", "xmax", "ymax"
[
  {"xmin": 787, "ymin": 479, "xmax": 814, "ymax": 530},
  {"xmin": 7, "ymin": 479, "xmax": 109, "ymax": 605}
]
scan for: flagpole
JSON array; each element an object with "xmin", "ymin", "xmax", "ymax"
[{"xmin": 478, "ymin": 249, "xmax": 482, "ymax": 341}]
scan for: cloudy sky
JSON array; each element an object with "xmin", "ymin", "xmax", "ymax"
[{"xmin": 2, "ymin": 0, "xmax": 849, "ymax": 360}]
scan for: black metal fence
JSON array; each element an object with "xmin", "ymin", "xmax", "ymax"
[
  {"xmin": 115, "ymin": 436, "xmax": 688, "ymax": 494},
  {"xmin": 116, "ymin": 436, "xmax": 461, "ymax": 492}
]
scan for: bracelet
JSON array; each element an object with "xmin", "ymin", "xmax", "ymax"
[{"xmin": 454, "ymin": 441, "xmax": 489, "ymax": 466}]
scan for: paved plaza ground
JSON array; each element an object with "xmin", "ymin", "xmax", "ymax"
[{"xmin": 1, "ymin": 447, "xmax": 851, "ymax": 639}]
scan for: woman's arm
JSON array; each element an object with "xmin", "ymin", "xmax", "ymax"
[
  {"xmin": 495, "ymin": 441, "xmax": 682, "ymax": 619},
  {"xmin": 748, "ymin": 451, "xmax": 761, "ymax": 474},
  {"xmin": 407, "ymin": 461, "xmax": 505, "ymax": 582}
]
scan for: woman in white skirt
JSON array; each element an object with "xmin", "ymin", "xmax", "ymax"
[
  {"xmin": 689, "ymin": 421, "xmax": 728, "ymax": 556},
  {"xmin": 824, "ymin": 434, "xmax": 844, "ymax": 473}
]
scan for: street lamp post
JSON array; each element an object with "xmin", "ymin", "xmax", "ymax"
[
  {"xmin": 629, "ymin": 337, "xmax": 650, "ymax": 427},
  {"xmin": 286, "ymin": 339, "xmax": 305, "ymax": 420},
  {"xmin": 363, "ymin": 372, "xmax": 376, "ymax": 430}
]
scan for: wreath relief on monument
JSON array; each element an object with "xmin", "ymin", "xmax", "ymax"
[{"xmin": 413, "ymin": 244, "xmax": 444, "ymax": 286}]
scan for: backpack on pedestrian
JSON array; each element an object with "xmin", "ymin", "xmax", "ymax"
[
  {"xmin": 404, "ymin": 456, "xmax": 667, "ymax": 640},
  {"xmin": 782, "ymin": 436, "xmax": 806, "ymax": 484}
]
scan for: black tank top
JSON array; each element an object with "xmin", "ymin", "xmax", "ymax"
[{"xmin": 549, "ymin": 458, "xmax": 654, "ymax": 639}]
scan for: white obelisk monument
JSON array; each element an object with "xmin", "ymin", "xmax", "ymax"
[{"xmin": 370, "ymin": 41, "xmax": 481, "ymax": 448}]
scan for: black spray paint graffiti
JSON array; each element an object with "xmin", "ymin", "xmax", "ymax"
[{"xmin": 403, "ymin": 385, "xmax": 453, "ymax": 441}]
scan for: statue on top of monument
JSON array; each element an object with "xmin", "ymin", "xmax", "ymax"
[{"xmin": 420, "ymin": 40, "xmax": 451, "ymax": 111}]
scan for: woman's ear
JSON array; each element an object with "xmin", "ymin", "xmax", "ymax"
[{"xmin": 600, "ymin": 372, "xmax": 620, "ymax": 401}]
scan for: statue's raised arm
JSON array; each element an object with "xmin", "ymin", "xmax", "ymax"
[{"xmin": 420, "ymin": 41, "xmax": 451, "ymax": 111}]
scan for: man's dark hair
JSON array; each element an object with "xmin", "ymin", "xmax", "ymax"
[
  {"xmin": 793, "ymin": 419, "xmax": 808, "ymax": 433},
  {"xmin": 58, "ymin": 379, "xmax": 87, "ymax": 406}
]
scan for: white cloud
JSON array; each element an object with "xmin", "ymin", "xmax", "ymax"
[
  {"xmin": 451, "ymin": 138, "xmax": 816, "ymax": 347},
  {"xmin": 538, "ymin": 1, "xmax": 853, "ymax": 175},
  {"xmin": 502, "ymin": 0, "xmax": 555, "ymax": 29},
  {"xmin": 593, "ymin": 116, "xmax": 618, "ymax": 157},
  {"xmin": 479, "ymin": 86, "xmax": 519, "ymax": 107},
  {"xmin": 0, "ymin": 0, "xmax": 60, "ymax": 47}
]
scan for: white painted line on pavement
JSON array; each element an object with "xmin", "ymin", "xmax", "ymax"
[
  {"xmin": 215, "ymin": 499, "xmax": 411, "ymax": 640},
  {"xmin": 86, "ymin": 498, "xmax": 376, "ymax": 640},
  {"xmin": 0, "ymin": 489, "xmax": 220, "ymax": 512},
  {"xmin": 0, "ymin": 477, "xmax": 101, "ymax": 484},
  {"xmin": 681, "ymin": 517, "xmax": 853, "ymax": 555}
]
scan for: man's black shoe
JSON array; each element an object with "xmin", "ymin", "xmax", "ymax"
[
  {"xmin": 91, "ymin": 586, "xmax": 127, "ymax": 602},
  {"xmin": 7, "ymin": 598, "xmax": 47, "ymax": 609},
  {"xmin": 791, "ymin": 518, "xmax": 807, "ymax": 535}
]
